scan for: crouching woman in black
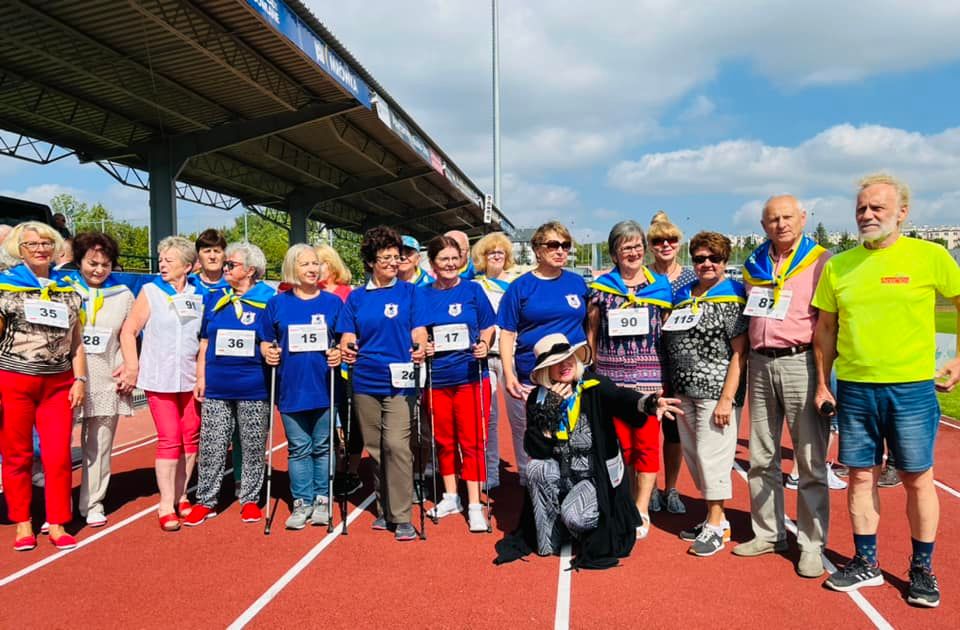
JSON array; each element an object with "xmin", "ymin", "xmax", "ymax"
[{"xmin": 496, "ymin": 332, "xmax": 682, "ymax": 569}]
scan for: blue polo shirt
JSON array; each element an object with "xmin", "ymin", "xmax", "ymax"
[
  {"xmin": 335, "ymin": 278, "xmax": 418, "ymax": 396},
  {"xmin": 260, "ymin": 290, "xmax": 342, "ymax": 413},
  {"xmin": 200, "ymin": 285, "xmax": 276, "ymax": 401},
  {"xmin": 413, "ymin": 280, "xmax": 495, "ymax": 388},
  {"xmin": 497, "ymin": 270, "xmax": 588, "ymax": 383}
]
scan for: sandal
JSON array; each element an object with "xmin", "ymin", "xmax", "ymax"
[
  {"xmin": 159, "ymin": 513, "xmax": 181, "ymax": 532},
  {"xmin": 178, "ymin": 500, "xmax": 193, "ymax": 518}
]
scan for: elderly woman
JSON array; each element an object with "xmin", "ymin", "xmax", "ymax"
[
  {"xmin": 499, "ymin": 221, "xmax": 587, "ymax": 486},
  {"xmin": 120, "ymin": 236, "xmax": 202, "ymax": 532},
  {"xmin": 315, "ymin": 243, "xmax": 353, "ymax": 302},
  {"xmin": 661, "ymin": 231, "xmax": 748, "ymax": 557},
  {"xmin": 65, "ymin": 232, "xmax": 135, "ymax": 528},
  {"xmin": 646, "ymin": 211, "xmax": 696, "ymax": 515},
  {"xmin": 413, "ymin": 235, "xmax": 495, "ymax": 531},
  {"xmin": 260, "ymin": 244, "xmax": 342, "ymax": 529},
  {"xmin": 471, "ymin": 231, "xmax": 515, "ymax": 492},
  {"xmin": 336, "ymin": 226, "xmax": 425, "ymax": 542},
  {"xmin": 183, "ymin": 242, "xmax": 275, "ymax": 526},
  {"xmin": 495, "ymin": 333, "xmax": 681, "ymax": 569},
  {"xmin": 587, "ymin": 220, "xmax": 673, "ymax": 539},
  {"xmin": 0, "ymin": 221, "xmax": 86, "ymax": 551},
  {"xmin": 190, "ymin": 229, "xmax": 229, "ymax": 295}
]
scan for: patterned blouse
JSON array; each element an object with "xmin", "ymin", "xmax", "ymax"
[
  {"xmin": 588, "ymin": 283, "xmax": 664, "ymax": 393},
  {"xmin": 0, "ymin": 289, "xmax": 82, "ymax": 375}
]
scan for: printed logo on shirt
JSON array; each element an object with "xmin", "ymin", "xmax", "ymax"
[
  {"xmin": 880, "ymin": 276, "xmax": 910, "ymax": 284},
  {"xmin": 311, "ymin": 313, "xmax": 325, "ymax": 325},
  {"xmin": 448, "ymin": 303, "xmax": 462, "ymax": 317},
  {"xmin": 384, "ymin": 303, "xmax": 399, "ymax": 318},
  {"xmin": 240, "ymin": 311, "xmax": 256, "ymax": 326},
  {"xmin": 565, "ymin": 294, "xmax": 581, "ymax": 309}
]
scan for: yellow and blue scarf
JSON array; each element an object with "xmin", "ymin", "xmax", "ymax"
[
  {"xmin": 0, "ymin": 264, "xmax": 74, "ymax": 300},
  {"xmin": 742, "ymin": 235, "xmax": 826, "ymax": 304},
  {"xmin": 210, "ymin": 282, "xmax": 276, "ymax": 319},
  {"xmin": 589, "ymin": 267, "xmax": 672, "ymax": 309},
  {"xmin": 477, "ymin": 275, "xmax": 511, "ymax": 294},
  {"xmin": 63, "ymin": 271, "xmax": 128, "ymax": 326},
  {"xmin": 673, "ymin": 278, "xmax": 746, "ymax": 314},
  {"xmin": 556, "ymin": 378, "xmax": 600, "ymax": 441}
]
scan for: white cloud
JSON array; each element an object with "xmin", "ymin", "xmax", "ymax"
[{"xmin": 0, "ymin": 183, "xmax": 85, "ymax": 205}]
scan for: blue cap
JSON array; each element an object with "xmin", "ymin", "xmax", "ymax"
[{"xmin": 401, "ymin": 235, "xmax": 420, "ymax": 251}]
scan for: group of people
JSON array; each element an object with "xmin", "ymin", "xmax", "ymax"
[{"xmin": 0, "ymin": 172, "xmax": 956, "ymax": 609}]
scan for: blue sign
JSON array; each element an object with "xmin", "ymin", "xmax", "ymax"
[{"xmin": 246, "ymin": 0, "xmax": 372, "ymax": 108}]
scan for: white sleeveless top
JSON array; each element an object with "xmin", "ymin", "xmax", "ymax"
[{"xmin": 137, "ymin": 281, "xmax": 202, "ymax": 393}]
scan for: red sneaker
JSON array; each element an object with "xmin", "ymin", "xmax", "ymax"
[
  {"xmin": 240, "ymin": 503, "xmax": 262, "ymax": 523},
  {"xmin": 182, "ymin": 505, "xmax": 216, "ymax": 527}
]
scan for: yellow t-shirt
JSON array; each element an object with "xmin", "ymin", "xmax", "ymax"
[{"xmin": 812, "ymin": 236, "xmax": 960, "ymax": 383}]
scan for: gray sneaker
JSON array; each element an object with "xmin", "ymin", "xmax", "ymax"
[
  {"xmin": 665, "ymin": 488, "xmax": 686, "ymax": 514},
  {"xmin": 648, "ymin": 488, "xmax": 664, "ymax": 513},
  {"xmin": 878, "ymin": 466, "xmax": 901, "ymax": 488},
  {"xmin": 311, "ymin": 496, "xmax": 329, "ymax": 526},
  {"xmin": 394, "ymin": 522, "xmax": 417, "ymax": 541},
  {"xmin": 689, "ymin": 526, "xmax": 726, "ymax": 557},
  {"xmin": 285, "ymin": 499, "xmax": 313, "ymax": 530}
]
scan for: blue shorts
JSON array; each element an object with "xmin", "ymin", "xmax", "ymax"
[{"xmin": 836, "ymin": 380, "xmax": 940, "ymax": 472}]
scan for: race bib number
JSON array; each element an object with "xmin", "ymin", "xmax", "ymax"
[
  {"xmin": 606, "ymin": 308, "xmax": 650, "ymax": 337},
  {"xmin": 215, "ymin": 329, "xmax": 255, "ymax": 357},
  {"xmin": 82, "ymin": 326, "xmax": 112, "ymax": 355},
  {"xmin": 389, "ymin": 362, "xmax": 427, "ymax": 388},
  {"xmin": 24, "ymin": 299, "xmax": 69, "ymax": 329},
  {"xmin": 288, "ymin": 323, "xmax": 328, "ymax": 352},
  {"xmin": 743, "ymin": 288, "xmax": 791, "ymax": 320},
  {"xmin": 662, "ymin": 307, "xmax": 702, "ymax": 331},
  {"xmin": 433, "ymin": 323, "xmax": 470, "ymax": 352},
  {"xmin": 171, "ymin": 294, "xmax": 202, "ymax": 319}
]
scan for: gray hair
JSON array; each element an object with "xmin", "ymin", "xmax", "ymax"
[
  {"xmin": 157, "ymin": 236, "xmax": 197, "ymax": 268},
  {"xmin": 226, "ymin": 241, "xmax": 267, "ymax": 280},
  {"xmin": 607, "ymin": 220, "xmax": 646, "ymax": 264}
]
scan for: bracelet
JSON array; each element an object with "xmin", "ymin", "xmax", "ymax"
[{"xmin": 74, "ymin": 375, "xmax": 88, "ymax": 384}]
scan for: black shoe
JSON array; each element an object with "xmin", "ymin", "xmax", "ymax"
[
  {"xmin": 878, "ymin": 466, "xmax": 902, "ymax": 488},
  {"xmin": 907, "ymin": 564, "xmax": 941, "ymax": 608},
  {"xmin": 824, "ymin": 555, "xmax": 884, "ymax": 592},
  {"xmin": 334, "ymin": 473, "xmax": 362, "ymax": 497}
]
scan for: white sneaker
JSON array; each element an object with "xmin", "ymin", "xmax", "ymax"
[
  {"xmin": 784, "ymin": 473, "xmax": 799, "ymax": 490},
  {"xmin": 827, "ymin": 465, "xmax": 848, "ymax": 490},
  {"xmin": 426, "ymin": 493, "xmax": 462, "ymax": 519},
  {"xmin": 467, "ymin": 504, "xmax": 488, "ymax": 532},
  {"xmin": 636, "ymin": 513, "xmax": 650, "ymax": 540},
  {"xmin": 86, "ymin": 512, "xmax": 107, "ymax": 527}
]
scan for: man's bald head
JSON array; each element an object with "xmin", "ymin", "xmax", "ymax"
[
  {"xmin": 760, "ymin": 194, "xmax": 806, "ymax": 253},
  {"xmin": 444, "ymin": 230, "xmax": 469, "ymax": 257}
]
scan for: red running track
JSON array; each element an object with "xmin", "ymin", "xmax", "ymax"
[{"xmin": 0, "ymin": 401, "xmax": 958, "ymax": 628}]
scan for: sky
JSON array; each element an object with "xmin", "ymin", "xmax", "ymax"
[{"xmin": 3, "ymin": 0, "xmax": 960, "ymax": 242}]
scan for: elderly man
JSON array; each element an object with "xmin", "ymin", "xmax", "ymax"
[
  {"xmin": 813, "ymin": 173, "xmax": 960, "ymax": 607},
  {"xmin": 444, "ymin": 229, "xmax": 476, "ymax": 279},
  {"xmin": 398, "ymin": 235, "xmax": 432, "ymax": 286},
  {"xmin": 733, "ymin": 195, "xmax": 832, "ymax": 578}
]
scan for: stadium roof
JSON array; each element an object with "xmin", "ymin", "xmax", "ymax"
[{"xmin": 0, "ymin": 0, "xmax": 512, "ymax": 251}]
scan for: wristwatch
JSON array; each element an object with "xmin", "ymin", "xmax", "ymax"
[{"xmin": 74, "ymin": 376, "xmax": 89, "ymax": 383}]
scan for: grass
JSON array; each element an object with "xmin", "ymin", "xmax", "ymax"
[{"xmin": 936, "ymin": 307, "xmax": 958, "ymax": 418}]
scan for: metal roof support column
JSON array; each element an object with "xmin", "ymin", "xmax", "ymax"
[
  {"xmin": 288, "ymin": 203, "xmax": 310, "ymax": 246},
  {"xmin": 148, "ymin": 144, "xmax": 187, "ymax": 271}
]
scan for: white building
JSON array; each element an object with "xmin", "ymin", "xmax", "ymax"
[{"xmin": 904, "ymin": 224, "xmax": 960, "ymax": 249}]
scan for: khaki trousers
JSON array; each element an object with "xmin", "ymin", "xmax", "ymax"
[
  {"xmin": 79, "ymin": 414, "xmax": 120, "ymax": 517},
  {"xmin": 746, "ymin": 351, "xmax": 829, "ymax": 551},
  {"xmin": 354, "ymin": 394, "xmax": 414, "ymax": 524}
]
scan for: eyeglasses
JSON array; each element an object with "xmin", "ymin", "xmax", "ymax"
[
  {"xmin": 376, "ymin": 255, "xmax": 401, "ymax": 264},
  {"xmin": 19, "ymin": 240, "xmax": 55, "ymax": 252},
  {"xmin": 223, "ymin": 261, "xmax": 243, "ymax": 270},
  {"xmin": 692, "ymin": 254, "xmax": 726, "ymax": 264},
  {"xmin": 538, "ymin": 240, "xmax": 572, "ymax": 252},
  {"xmin": 485, "ymin": 250, "xmax": 506, "ymax": 258},
  {"xmin": 618, "ymin": 244, "xmax": 644, "ymax": 255},
  {"xmin": 651, "ymin": 237, "xmax": 679, "ymax": 247}
]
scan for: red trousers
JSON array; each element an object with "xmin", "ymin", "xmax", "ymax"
[
  {"xmin": 614, "ymin": 415, "xmax": 660, "ymax": 473},
  {"xmin": 429, "ymin": 379, "xmax": 491, "ymax": 482},
  {"xmin": 0, "ymin": 369, "xmax": 74, "ymax": 524}
]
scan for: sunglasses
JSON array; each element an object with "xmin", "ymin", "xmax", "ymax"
[
  {"xmin": 692, "ymin": 254, "xmax": 726, "ymax": 264},
  {"xmin": 539, "ymin": 240, "xmax": 572, "ymax": 252},
  {"xmin": 223, "ymin": 261, "xmax": 243, "ymax": 270},
  {"xmin": 651, "ymin": 237, "xmax": 679, "ymax": 247}
]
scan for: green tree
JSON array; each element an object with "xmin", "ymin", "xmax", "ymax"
[
  {"xmin": 836, "ymin": 230, "xmax": 858, "ymax": 252},
  {"xmin": 53, "ymin": 194, "xmax": 151, "ymax": 271},
  {"xmin": 814, "ymin": 222, "xmax": 830, "ymax": 246}
]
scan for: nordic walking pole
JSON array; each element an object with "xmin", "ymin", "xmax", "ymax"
[
  {"xmin": 264, "ymin": 342, "xmax": 278, "ymax": 536},
  {"xmin": 412, "ymin": 343, "xmax": 426, "ymax": 540},
  {"xmin": 426, "ymin": 353, "xmax": 440, "ymax": 525},
  {"xmin": 476, "ymin": 341, "xmax": 492, "ymax": 533},
  {"xmin": 327, "ymin": 359, "xmax": 336, "ymax": 534},
  {"xmin": 341, "ymin": 342, "xmax": 357, "ymax": 535}
]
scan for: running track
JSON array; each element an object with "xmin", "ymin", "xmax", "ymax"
[{"xmin": 1, "ymin": 401, "xmax": 958, "ymax": 628}]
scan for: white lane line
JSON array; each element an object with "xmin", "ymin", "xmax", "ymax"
[
  {"xmin": 940, "ymin": 418, "xmax": 960, "ymax": 430},
  {"xmin": 0, "ymin": 441, "xmax": 288, "ymax": 588},
  {"xmin": 731, "ymin": 462, "xmax": 894, "ymax": 630},
  {"xmin": 553, "ymin": 543, "xmax": 572, "ymax": 630},
  {"xmin": 70, "ymin": 435, "xmax": 160, "ymax": 470},
  {"xmin": 934, "ymin": 480, "xmax": 960, "ymax": 499},
  {"xmin": 227, "ymin": 492, "xmax": 377, "ymax": 630}
]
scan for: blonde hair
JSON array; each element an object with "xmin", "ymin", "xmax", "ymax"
[
  {"xmin": 282, "ymin": 243, "xmax": 317, "ymax": 285},
  {"xmin": 647, "ymin": 210, "xmax": 682, "ymax": 244},
  {"xmin": 531, "ymin": 356, "xmax": 585, "ymax": 388},
  {"xmin": 471, "ymin": 231, "xmax": 515, "ymax": 273},
  {"xmin": 4, "ymin": 221, "xmax": 65, "ymax": 260},
  {"xmin": 157, "ymin": 235, "xmax": 197, "ymax": 267},
  {"xmin": 857, "ymin": 172, "xmax": 911, "ymax": 208},
  {"xmin": 314, "ymin": 243, "xmax": 352, "ymax": 285}
]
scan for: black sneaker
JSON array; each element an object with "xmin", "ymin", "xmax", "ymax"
[
  {"xmin": 878, "ymin": 466, "xmax": 902, "ymax": 488},
  {"xmin": 688, "ymin": 526, "xmax": 725, "ymax": 557},
  {"xmin": 906, "ymin": 564, "xmax": 941, "ymax": 608},
  {"xmin": 679, "ymin": 521, "xmax": 731, "ymax": 542},
  {"xmin": 824, "ymin": 555, "xmax": 884, "ymax": 592},
  {"xmin": 334, "ymin": 473, "xmax": 363, "ymax": 497}
]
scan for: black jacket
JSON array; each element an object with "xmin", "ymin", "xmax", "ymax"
[{"xmin": 495, "ymin": 371, "xmax": 648, "ymax": 570}]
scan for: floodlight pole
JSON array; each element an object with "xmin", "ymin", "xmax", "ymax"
[{"xmin": 492, "ymin": 0, "xmax": 502, "ymax": 207}]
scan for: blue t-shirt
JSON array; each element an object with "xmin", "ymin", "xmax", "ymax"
[
  {"xmin": 335, "ymin": 280, "xmax": 417, "ymax": 396},
  {"xmin": 497, "ymin": 270, "xmax": 588, "ymax": 383},
  {"xmin": 200, "ymin": 290, "xmax": 274, "ymax": 401},
  {"xmin": 413, "ymin": 281, "xmax": 495, "ymax": 388},
  {"xmin": 260, "ymin": 290, "xmax": 342, "ymax": 413}
]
